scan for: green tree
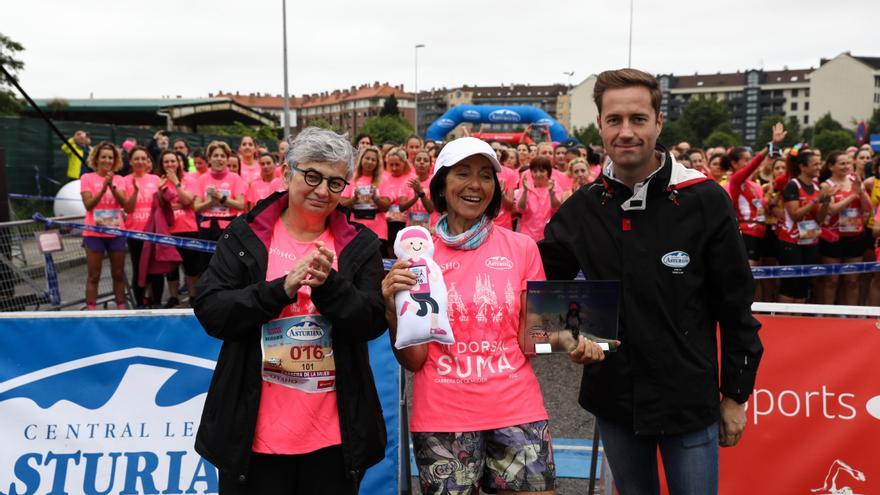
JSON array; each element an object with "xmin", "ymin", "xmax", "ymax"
[
  {"xmin": 754, "ymin": 115, "xmax": 801, "ymax": 148},
  {"xmin": 679, "ymin": 96, "xmax": 730, "ymax": 146},
  {"xmin": 0, "ymin": 32, "xmax": 25, "ymax": 115},
  {"xmin": 812, "ymin": 129, "xmax": 855, "ymax": 152},
  {"xmin": 703, "ymin": 126, "xmax": 740, "ymax": 148},
  {"xmin": 358, "ymin": 115, "xmax": 412, "ymax": 144},
  {"xmin": 658, "ymin": 120, "xmax": 696, "ymax": 149},
  {"xmin": 867, "ymin": 107, "xmax": 880, "ymax": 135},
  {"xmin": 572, "ymin": 123, "xmax": 602, "ymax": 146},
  {"xmin": 301, "ymin": 117, "xmax": 344, "ymax": 134},
  {"xmin": 812, "ymin": 113, "xmax": 844, "ymax": 135},
  {"xmin": 201, "ymin": 121, "xmax": 279, "ymax": 142},
  {"xmin": 380, "ymin": 94, "xmax": 400, "ymax": 117}
]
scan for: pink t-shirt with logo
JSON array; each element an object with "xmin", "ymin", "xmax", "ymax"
[
  {"xmin": 247, "ymin": 177, "xmax": 286, "ymax": 209},
  {"xmin": 123, "ymin": 173, "xmax": 160, "ymax": 232},
  {"xmin": 379, "ymin": 170, "xmax": 415, "ymax": 224},
  {"xmin": 80, "ymin": 172, "xmax": 128, "ymax": 238},
  {"xmin": 253, "ymin": 219, "xmax": 341, "ymax": 454},
  {"xmin": 404, "ymin": 175, "xmax": 436, "ymax": 228},
  {"xmin": 410, "ymin": 227, "xmax": 548, "ymax": 432},
  {"xmin": 515, "ymin": 182, "xmax": 561, "ymax": 242},
  {"xmin": 166, "ymin": 175, "xmax": 199, "ymax": 234},
  {"xmin": 238, "ymin": 161, "xmax": 262, "ymax": 184},
  {"xmin": 194, "ymin": 171, "xmax": 247, "ymax": 228},
  {"xmin": 344, "ymin": 176, "xmax": 388, "ymax": 240},
  {"xmin": 494, "ymin": 167, "xmax": 520, "ymax": 231}
]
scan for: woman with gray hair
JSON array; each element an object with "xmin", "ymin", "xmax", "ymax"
[{"xmin": 193, "ymin": 127, "xmax": 388, "ymax": 493}]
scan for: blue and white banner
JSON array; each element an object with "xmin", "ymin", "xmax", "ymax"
[{"xmin": 0, "ymin": 311, "xmax": 398, "ymax": 495}]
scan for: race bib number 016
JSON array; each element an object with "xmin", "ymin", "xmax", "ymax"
[{"xmin": 260, "ymin": 315, "xmax": 336, "ymax": 393}]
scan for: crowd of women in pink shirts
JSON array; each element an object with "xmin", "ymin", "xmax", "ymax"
[{"xmin": 79, "ymin": 128, "xmax": 880, "ymax": 310}]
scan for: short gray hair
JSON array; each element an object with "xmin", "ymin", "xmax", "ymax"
[{"xmin": 284, "ymin": 127, "xmax": 356, "ymax": 180}]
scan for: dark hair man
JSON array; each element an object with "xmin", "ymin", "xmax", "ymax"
[{"xmin": 538, "ymin": 68, "xmax": 763, "ymax": 495}]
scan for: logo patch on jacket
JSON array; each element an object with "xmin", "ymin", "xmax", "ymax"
[{"xmin": 661, "ymin": 251, "xmax": 690, "ymax": 274}]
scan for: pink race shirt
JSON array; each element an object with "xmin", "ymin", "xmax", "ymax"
[
  {"xmin": 379, "ymin": 170, "xmax": 415, "ymax": 223},
  {"xmin": 247, "ymin": 177, "xmax": 285, "ymax": 209},
  {"xmin": 238, "ymin": 161, "xmax": 262, "ymax": 184},
  {"xmin": 80, "ymin": 172, "xmax": 127, "ymax": 238},
  {"xmin": 194, "ymin": 172, "xmax": 247, "ymax": 228},
  {"xmin": 405, "ymin": 175, "xmax": 435, "ymax": 228},
  {"xmin": 123, "ymin": 173, "xmax": 160, "ymax": 232},
  {"xmin": 344, "ymin": 176, "xmax": 388, "ymax": 240},
  {"xmin": 494, "ymin": 167, "xmax": 520, "ymax": 231},
  {"xmin": 253, "ymin": 218, "xmax": 341, "ymax": 454},
  {"xmin": 410, "ymin": 227, "xmax": 548, "ymax": 432},
  {"xmin": 553, "ymin": 169, "xmax": 573, "ymax": 192},
  {"xmin": 515, "ymin": 181, "xmax": 561, "ymax": 242},
  {"xmin": 167, "ymin": 175, "xmax": 199, "ymax": 234}
]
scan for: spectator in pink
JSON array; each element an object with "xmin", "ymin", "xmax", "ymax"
[
  {"xmin": 246, "ymin": 153, "xmax": 285, "ymax": 211},
  {"xmin": 400, "ymin": 150, "xmax": 436, "ymax": 229},
  {"xmin": 405, "ymin": 134, "xmax": 424, "ymax": 164},
  {"xmin": 237, "ymin": 136, "xmax": 261, "ymax": 183},
  {"xmin": 123, "ymin": 146, "xmax": 161, "ymax": 307},
  {"xmin": 495, "ymin": 148, "xmax": 520, "ymax": 230},
  {"xmin": 193, "ymin": 141, "xmax": 247, "ymax": 242},
  {"xmin": 154, "ymin": 150, "xmax": 201, "ymax": 308},
  {"xmin": 381, "ymin": 147, "xmax": 415, "ymax": 254},
  {"xmin": 79, "ymin": 141, "xmax": 132, "ymax": 310},
  {"xmin": 562, "ymin": 158, "xmax": 593, "ymax": 201},
  {"xmin": 516, "ymin": 157, "xmax": 562, "ymax": 242},
  {"xmin": 340, "ymin": 145, "xmax": 389, "ymax": 241}
]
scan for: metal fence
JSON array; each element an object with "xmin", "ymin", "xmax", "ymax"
[{"xmin": 0, "ymin": 215, "xmax": 129, "ymax": 311}]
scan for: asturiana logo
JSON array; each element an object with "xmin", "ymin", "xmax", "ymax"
[
  {"xmin": 437, "ymin": 118, "xmax": 456, "ymax": 128},
  {"xmin": 287, "ymin": 321, "xmax": 324, "ymax": 340},
  {"xmin": 484, "ymin": 256, "xmax": 513, "ymax": 270},
  {"xmin": 661, "ymin": 251, "xmax": 690, "ymax": 269},
  {"xmin": 535, "ymin": 118, "xmax": 554, "ymax": 126},
  {"xmin": 488, "ymin": 109, "xmax": 521, "ymax": 123},
  {"xmin": 462, "ymin": 109, "xmax": 481, "ymax": 120}
]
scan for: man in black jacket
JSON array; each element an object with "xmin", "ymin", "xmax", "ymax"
[{"xmin": 539, "ymin": 68, "xmax": 763, "ymax": 495}]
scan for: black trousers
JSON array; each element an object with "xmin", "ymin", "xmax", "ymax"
[
  {"xmin": 218, "ymin": 446, "xmax": 359, "ymax": 495},
  {"xmin": 127, "ymin": 238, "xmax": 165, "ymax": 306}
]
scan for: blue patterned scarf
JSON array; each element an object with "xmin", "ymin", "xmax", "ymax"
[{"xmin": 434, "ymin": 214, "xmax": 493, "ymax": 251}]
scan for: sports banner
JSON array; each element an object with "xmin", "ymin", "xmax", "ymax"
[
  {"xmin": 720, "ymin": 315, "xmax": 879, "ymax": 494},
  {"xmin": 0, "ymin": 312, "xmax": 398, "ymax": 495}
]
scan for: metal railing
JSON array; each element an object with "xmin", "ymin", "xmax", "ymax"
[{"xmin": 0, "ymin": 215, "xmax": 129, "ymax": 311}]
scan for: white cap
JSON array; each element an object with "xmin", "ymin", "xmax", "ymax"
[{"xmin": 434, "ymin": 137, "xmax": 502, "ymax": 172}]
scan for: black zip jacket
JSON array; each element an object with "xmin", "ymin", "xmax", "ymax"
[
  {"xmin": 539, "ymin": 150, "xmax": 763, "ymax": 436},
  {"xmin": 192, "ymin": 191, "xmax": 387, "ymax": 490}
]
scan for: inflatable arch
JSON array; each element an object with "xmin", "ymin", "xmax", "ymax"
[{"xmin": 424, "ymin": 105, "xmax": 569, "ymax": 142}]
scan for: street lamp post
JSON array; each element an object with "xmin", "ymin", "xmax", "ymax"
[
  {"xmin": 281, "ymin": 0, "xmax": 291, "ymax": 141},
  {"xmin": 414, "ymin": 44, "xmax": 425, "ymax": 136},
  {"xmin": 628, "ymin": 0, "xmax": 634, "ymax": 68}
]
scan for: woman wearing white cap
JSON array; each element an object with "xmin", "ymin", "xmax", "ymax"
[{"xmin": 382, "ymin": 137, "xmax": 569, "ymax": 494}]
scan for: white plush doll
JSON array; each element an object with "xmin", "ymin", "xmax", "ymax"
[{"xmin": 393, "ymin": 226, "xmax": 454, "ymax": 348}]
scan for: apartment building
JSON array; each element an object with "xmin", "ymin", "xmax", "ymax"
[
  {"xmin": 216, "ymin": 82, "xmax": 415, "ymax": 137},
  {"xmin": 569, "ymin": 52, "xmax": 880, "ymax": 144}
]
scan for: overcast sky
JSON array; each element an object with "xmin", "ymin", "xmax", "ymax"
[{"xmin": 5, "ymin": 0, "xmax": 879, "ymax": 100}]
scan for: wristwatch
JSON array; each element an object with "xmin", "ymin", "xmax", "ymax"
[{"xmin": 418, "ymin": 191, "xmax": 426, "ymax": 199}]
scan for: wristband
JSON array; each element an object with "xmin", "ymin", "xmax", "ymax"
[{"xmin": 418, "ymin": 191, "xmax": 426, "ymax": 199}]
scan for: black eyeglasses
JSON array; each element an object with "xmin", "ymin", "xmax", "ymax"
[{"xmin": 291, "ymin": 164, "xmax": 349, "ymax": 193}]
